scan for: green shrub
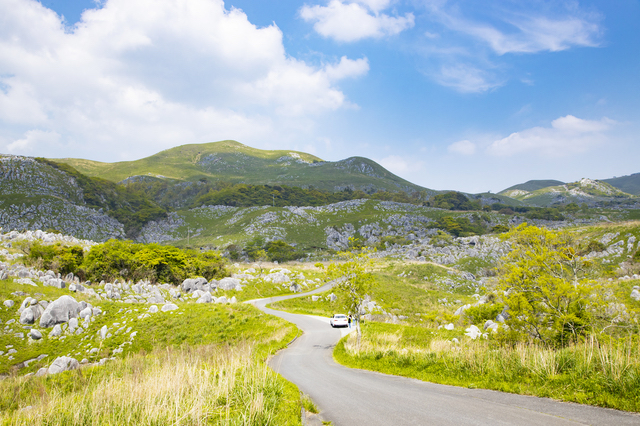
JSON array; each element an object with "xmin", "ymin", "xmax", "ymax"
[
  {"xmin": 464, "ymin": 303, "xmax": 504, "ymax": 325},
  {"xmin": 23, "ymin": 241, "xmax": 84, "ymax": 275},
  {"xmin": 82, "ymin": 240, "xmax": 227, "ymax": 283}
]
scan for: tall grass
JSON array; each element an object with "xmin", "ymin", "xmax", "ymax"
[
  {"xmin": 1, "ymin": 343, "xmax": 299, "ymax": 425},
  {"xmin": 336, "ymin": 324, "xmax": 640, "ymax": 412}
]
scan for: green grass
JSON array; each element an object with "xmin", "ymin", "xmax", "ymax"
[
  {"xmin": 57, "ymin": 140, "xmax": 429, "ymax": 195},
  {"xmin": 269, "ymin": 260, "xmax": 476, "ymax": 325},
  {"xmin": 0, "ymin": 272, "xmax": 307, "ymax": 424},
  {"xmin": 334, "ymin": 322, "xmax": 640, "ymax": 412}
]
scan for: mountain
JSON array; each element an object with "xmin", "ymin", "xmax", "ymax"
[
  {"xmin": 0, "ymin": 155, "xmax": 167, "ymax": 240},
  {"xmin": 500, "ymin": 180, "xmax": 565, "ymax": 195},
  {"xmin": 603, "ymin": 173, "xmax": 640, "ymax": 196},
  {"xmin": 57, "ymin": 140, "xmax": 434, "ymax": 195},
  {"xmin": 498, "ymin": 178, "xmax": 634, "ymax": 206}
]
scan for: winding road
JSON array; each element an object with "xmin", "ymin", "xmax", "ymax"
[{"xmin": 249, "ymin": 284, "xmax": 639, "ymax": 426}]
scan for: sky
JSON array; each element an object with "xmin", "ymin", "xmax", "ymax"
[{"xmin": 1, "ymin": 0, "xmax": 639, "ymax": 193}]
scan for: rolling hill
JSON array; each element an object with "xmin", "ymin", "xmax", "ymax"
[
  {"xmin": 603, "ymin": 173, "xmax": 640, "ymax": 196},
  {"xmin": 57, "ymin": 140, "xmax": 434, "ymax": 195},
  {"xmin": 498, "ymin": 178, "xmax": 634, "ymax": 206}
]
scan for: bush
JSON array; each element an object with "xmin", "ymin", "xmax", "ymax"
[
  {"xmin": 265, "ymin": 240, "xmax": 301, "ymax": 263},
  {"xmin": 464, "ymin": 303, "xmax": 504, "ymax": 325},
  {"xmin": 22, "ymin": 242, "xmax": 84, "ymax": 275},
  {"xmin": 82, "ymin": 240, "xmax": 227, "ymax": 283}
]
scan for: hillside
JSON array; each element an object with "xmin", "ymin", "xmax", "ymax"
[
  {"xmin": 58, "ymin": 140, "xmax": 433, "ymax": 195},
  {"xmin": 500, "ymin": 179, "xmax": 565, "ymax": 194},
  {"xmin": 0, "ymin": 155, "xmax": 166, "ymax": 240},
  {"xmin": 499, "ymin": 178, "xmax": 634, "ymax": 206},
  {"xmin": 604, "ymin": 173, "xmax": 640, "ymax": 196}
]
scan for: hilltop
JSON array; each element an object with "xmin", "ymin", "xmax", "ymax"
[
  {"xmin": 57, "ymin": 140, "xmax": 433, "ymax": 195},
  {"xmin": 499, "ymin": 178, "xmax": 635, "ymax": 206}
]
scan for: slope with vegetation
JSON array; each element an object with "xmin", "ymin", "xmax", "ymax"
[
  {"xmin": 0, "ymin": 233, "xmax": 325, "ymax": 424},
  {"xmin": 58, "ymin": 140, "xmax": 432, "ymax": 195}
]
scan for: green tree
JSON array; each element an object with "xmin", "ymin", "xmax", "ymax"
[
  {"xmin": 497, "ymin": 224, "xmax": 602, "ymax": 346},
  {"xmin": 326, "ymin": 246, "xmax": 375, "ymax": 346},
  {"xmin": 265, "ymin": 240, "xmax": 300, "ymax": 263}
]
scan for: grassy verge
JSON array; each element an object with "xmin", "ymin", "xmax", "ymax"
[
  {"xmin": 334, "ymin": 322, "xmax": 640, "ymax": 412},
  {"xmin": 1, "ymin": 343, "xmax": 301, "ymax": 425},
  {"xmin": 1, "ymin": 277, "xmax": 306, "ymax": 424}
]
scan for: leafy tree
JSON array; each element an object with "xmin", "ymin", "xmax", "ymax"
[
  {"xmin": 428, "ymin": 192, "xmax": 480, "ymax": 210},
  {"xmin": 265, "ymin": 240, "xmax": 300, "ymax": 263},
  {"xmin": 496, "ymin": 224, "xmax": 603, "ymax": 346},
  {"xmin": 326, "ymin": 246, "xmax": 375, "ymax": 346}
]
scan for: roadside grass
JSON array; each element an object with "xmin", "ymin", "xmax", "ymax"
[
  {"xmin": 1, "ymin": 342, "xmax": 301, "ymax": 425},
  {"xmin": 334, "ymin": 322, "xmax": 640, "ymax": 412},
  {"xmin": 1, "ymin": 284, "xmax": 306, "ymax": 424}
]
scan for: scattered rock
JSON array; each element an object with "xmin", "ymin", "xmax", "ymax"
[
  {"xmin": 161, "ymin": 303, "xmax": 178, "ymax": 312},
  {"xmin": 29, "ymin": 329, "xmax": 42, "ymax": 340},
  {"xmin": 218, "ymin": 277, "xmax": 241, "ymax": 291},
  {"xmin": 196, "ymin": 292, "xmax": 213, "ymax": 304},
  {"xmin": 148, "ymin": 305, "xmax": 159, "ymax": 313},
  {"xmin": 48, "ymin": 324, "xmax": 62, "ymax": 337},
  {"xmin": 39, "ymin": 295, "xmax": 80, "ymax": 328},
  {"xmin": 48, "ymin": 356, "xmax": 79, "ymax": 375}
]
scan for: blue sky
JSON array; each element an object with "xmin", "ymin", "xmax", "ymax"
[{"xmin": 1, "ymin": 0, "xmax": 638, "ymax": 193}]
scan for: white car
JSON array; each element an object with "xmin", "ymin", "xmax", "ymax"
[{"xmin": 329, "ymin": 314, "xmax": 349, "ymax": 328}]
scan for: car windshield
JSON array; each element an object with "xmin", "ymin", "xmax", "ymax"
[{"xmin": 334, "ymin": 315, "xmax": 347, "ymax": 319}]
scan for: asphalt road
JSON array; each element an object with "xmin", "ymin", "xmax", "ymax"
[{"xmin": 249, "ymin": 284, "xmax": 639, "ymax": 426}]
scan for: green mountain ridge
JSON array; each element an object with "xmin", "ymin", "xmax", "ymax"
[
  {"xmin": 499, "ymin": 178, "xmax": 635, "ymax": 206},
  {"xmin": 500, "ymin": 180, "xmax": 565, "ymax": 193},
  {"xmin": 603, "ymin": 173, "xmax": 640, "ymax": 196},
  {"xmin": 57, "ymin": 140, "xmax": 433, "ymax": 195}
]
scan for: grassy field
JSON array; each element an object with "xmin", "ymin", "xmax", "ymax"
[
  {"xmin": 268, "ymin": 260, "xmax": 478, "ymax": 325},
  {"xmin": 334, "ymin": 322, "xmax": 640, "ymax": 412}
]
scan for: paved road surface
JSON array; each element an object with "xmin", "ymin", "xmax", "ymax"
[{"xmin": 249, "ymin": 284, "xmax": 639, "ymax": 425}]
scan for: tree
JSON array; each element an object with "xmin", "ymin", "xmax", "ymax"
[
  {"xmin": 326, "ymin": 246, "xmax": 375, "ymax": 346},
  {"xmin": 497, "ymin": 224, "xmax": 601, "ymax": 346}
]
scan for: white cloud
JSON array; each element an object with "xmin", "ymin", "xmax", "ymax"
[
  {"xmin": 324, "ymin": 56, "xmax": 370, "ymax": 80},
  {"xmin": 448, "ymin": 139, "xmax": 476, "ymax": 155},
  {"xmin": 376, "ymin": 154, "xmax": 424, "ymax": 174},
  {"xmin": 416, "ymin": 1, "xmax": 601, "ymax": 93},
  {"xmin": 427, "ymin": 2, "xmax": 602, "ymax": 55},
  {"xmin": 0, "ymin": 0, "xmax": 368, "ymax": 160},
  {"xmin": 7, "ymin": 130, "xmax": 60, "ymax": 153},
  {"xmin": 434, "ymin": 64, "xmax": 503, "ymax": 93},
  {"xmin": 487, "ymin": 115, "xmax": 615, "ymax": 157},
  {"xmin": 300, "ymin": 0, "xmax": 414, "ymax": 42}
]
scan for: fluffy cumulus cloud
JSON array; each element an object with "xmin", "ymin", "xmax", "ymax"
[
  {"xmin": 300, "ymin": 0, "xmax": 414, "ymax": 42},
  {"xmin": 447, "ymin": 139, "xmax": 476, "ymax": 155},
  {"xmin": 0, "ymin": 0, "xmax": 368, "ymax": 160},
  {"xmin": 487, "ymin": 115, "xmax": 615, "ymax": 157}
]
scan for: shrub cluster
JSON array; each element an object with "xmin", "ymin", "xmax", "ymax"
[
  {"xmin": 21, "ymin": 240, "xmax": 227, "ymax": 284},
  {"xmin": 244, "ymin": 237, "xmax": 303, "ymax": 263}
]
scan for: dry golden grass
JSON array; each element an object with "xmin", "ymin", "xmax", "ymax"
[{"xmin": 2, "ymin": 343, "xmax": 288, "ymax": 426}]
